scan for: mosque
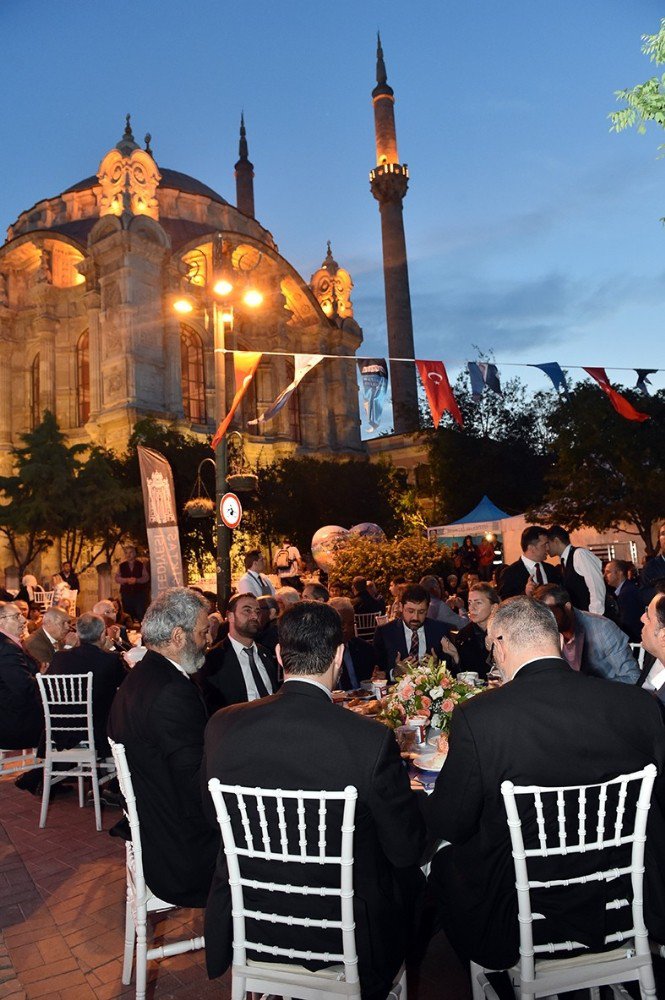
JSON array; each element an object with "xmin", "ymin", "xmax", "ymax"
[{"xmin": 0, "ymin": 40, "xmax": 426, "ymax": 493}]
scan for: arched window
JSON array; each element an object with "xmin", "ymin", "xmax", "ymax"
[
  {"xmin": 76, "ymin": 331, "xmax": 90, "ymax": 425},
  {"xmin": 180, "ymin": 325, "xmax": 207, "ymax": 423},
  {"xmin": 30, "ymin": 354, "xmax": 40, "ymax": 430}
]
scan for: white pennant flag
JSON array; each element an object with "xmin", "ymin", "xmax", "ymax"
[{"xmin": 248, "ymin": 354, "xmax": 323, "ymax": 425}]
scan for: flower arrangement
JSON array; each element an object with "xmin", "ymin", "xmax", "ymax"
[{"xmin": 380, "ymin": 653, "xmax": 479, "ymax": 738}]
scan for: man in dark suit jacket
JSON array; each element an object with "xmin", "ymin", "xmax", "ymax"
[
  {"xmin": 203, "ymin": 600, "xmax": 426, "ymax": 1000},
  {"xmin": 426, "ymin": 596, "xmax": 665, "ymax": 971},
  {"xmin": 329, "ymin": 596, "xmax": 376, "ymax": 689},
  {"xmin": 0, "ymin": 602, "xmax": 42, "ymax": 749},
  {"xmin": 498, "ymin": 524, "xmax": 560, "ymax": 600},
  {"xmin": 48, "ymin": 612, "xmax": 126, "ymax": 756},
  {"xmin": 194, "ymin": 593, "xmax": 278, "ymax": 715},
  {"xmin": 604, "ymin": 559, "xmax": 646, "ymax": 643},
  {"xmin": 23, "ymin": 607, "xmax": 72, "ymax": 667},
  {"xmin": 107, "ymin": 587, "xmax": 219, "ymax": 908},
  {"xmin": 373, "ymin": 583, "xmax": 451, "ymax": 676}
]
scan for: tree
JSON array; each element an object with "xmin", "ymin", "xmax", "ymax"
[
  {"xmin": 242, "ymin": 457, "xmax": 415, "ymax": 555},
  {"xmin": 610, "ymin": 19, "xmax": 665, "ymax": 143},
  {"xmin": 425, "ymin": 372, "xmax": 555, "ymax": 524},
  {"xmin": 329, "ymin": 535, "xmax": 452, "ymax": 597},
  {"xmin": 528, "ymin": 383, "xmax": 665, "ymax": 554},
  {"xmin": 0, "ymin": 412, "xmax": 86, "ymax": 575}
]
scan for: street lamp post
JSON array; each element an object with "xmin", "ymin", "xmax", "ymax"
[{"xmin": 174, "ymin": 233, "xmax": 263, "ymax": 610}]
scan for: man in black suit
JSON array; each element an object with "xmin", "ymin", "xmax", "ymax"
[
  {"xmin": 373, "ymin": 583, "xmax": 451, "ymax": 676},
  {"xmin": 107, "ymin": 587, "xmax": 219, "ymax": 908},
  {"xmin": 203, "ymin": 600, "xmax": 426, "ymax": 1000},
  {"xmin": 604, "ymin": 559, "xmax": 646, "ymax": 643},
  {"xmin": 194, "ymin": 592, "xmax": 278, "ymax": 715},
  {"xmin": 638, "ymin": 592, "xmax": 665, "ymax": 707},
  {"xmin": 0, "ymin": 602, "xmax": 42, "ymax": 750},
  {"xmin": 23, "ymin": 607, "xmax": 72, "ymax": 668},
  {"xmin": 329, "ymin": 596, "xmax": 376, "ymax": 689},
  {"xmin": 48, "ymin": 613, "xmax": 126, "ymax": 756},
  {"xmin": 497, "ymin": 525, "xmax": 560, "ymax": 600},
  {"xmin": 426, "ymin": 596, "xmax": 665, "ymax": 972}
]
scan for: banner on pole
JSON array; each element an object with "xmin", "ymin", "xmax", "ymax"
[
  {"xmin": 357, "ymin": 358, "xmax": 389, "ymax": 431},
  {"xmin": 138, "ymin": 446, "xmax": 184, "ymax": 599}
]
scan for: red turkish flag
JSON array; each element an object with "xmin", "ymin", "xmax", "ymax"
[
  {"xmin": 210, "ymin": 351, "xmax": 263, "ymax": 449},
  {"xmin": 583, "ymin": 368, "xmax": 650, "ymax": 423},
  {"xmin": 415, "ymin": 360, "xmax": 463, "ymax": 428}
]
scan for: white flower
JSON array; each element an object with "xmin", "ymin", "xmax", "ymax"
[
  {"xmin": 431, "ymin": 713, "xmax": 442, "ymax": 729},
  {"xmin": 429, "ymin": 686, "xmax": 443, "ymax": 700}
]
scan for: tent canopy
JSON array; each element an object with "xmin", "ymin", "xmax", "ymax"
[{"xmin": 449, "ymin": 495, "xmax": 510, "ymax": 525}]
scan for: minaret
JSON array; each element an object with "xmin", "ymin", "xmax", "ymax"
[
  {"xmin": 235, "ymin": 112, "xmax": 255, "ymax": 218},
  {"xmin": 369, "ymin": 34, "xmax": 419, "ymax": 433}
]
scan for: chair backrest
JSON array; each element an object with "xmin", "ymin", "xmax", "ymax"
[
  {"xmin": 108, "ymin": 738, "xmax": 148, "ymax": 895},
  {"xmin": 501, "ymin": 764, "xmax": 657, "ymax": 981},
  {"xmin": 354, "ymin": 613, "xmax": 378, "ymax": 640},
  {"xmin": 208, "ymin": 780, "xmax": 359, "ymax": 984},
  {"xmin": 36, "ymin": 671, "xmax": 95, "ymax": 751},
  {"xmin": 33, "ymin": 590, "xmax": 54, "ymax": 610},
  {"xmin": 629, "ymin": 643, "xmax": 647, "ymax": 670}
]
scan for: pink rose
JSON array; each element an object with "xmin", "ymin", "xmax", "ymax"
[
  {"xmin": 416, "ymin": 708, "xmax": 431, "ymax": 718},
  {"xmin": 441, "ymin": 698, "xmax": 455, "ymax": 713},
  {"xmin": 398, "ymin": 680, "xmax": 415, "ymax": 701},
  {"xmin": 421, "ymin": 696, "xmax": 432, "ymax": 709}
]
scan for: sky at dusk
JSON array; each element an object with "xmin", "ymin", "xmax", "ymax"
[{"xmin": 1, "ymin": 0, "xmax": 664, "ymax": 427}]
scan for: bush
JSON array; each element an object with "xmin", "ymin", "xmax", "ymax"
[{"xmin": 330, "ymin": 535, "xmax": 452, "ymax": 596}]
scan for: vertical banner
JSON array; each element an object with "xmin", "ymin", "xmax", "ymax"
[
  {"xmin": 137, "ymin": 446, "xmax": 184, "ymax": 599},
  {"xmin": 357, "ymin": 358, "xmax": 389, "ymax": 431}
]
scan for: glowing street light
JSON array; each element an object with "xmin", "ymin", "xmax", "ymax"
[
  {"xmin": 213, "ymin": 278, "xmax": 234, "ymax": 298},
  {"xmin": 173, "ymin": 295, "xmax": 194, "ymax": 315},
  {"xmin": 243, "ymin": 288, "xmax": 263, "ymax": 308}
]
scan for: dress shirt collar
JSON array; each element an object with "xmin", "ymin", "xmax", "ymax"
[
  {"xmin": 164, "ymin": 655, "xmax": 192, "ymax": 680},
  {"xmin": 512, "ymin": 655, "xmax": 566, "ymax": 680},
  {"xmin": 521, "ymin": 555, "xmax": 540, "ymax": 574},
  {"xmin": 283, "ymin": 676, "xmax": 332, "ymax": 701},
  {"xmin": 560, "ymin": 544, "xmax": 572, "ymax": 564},
  {"xmin": 229, "ymin": 634, "xmax": 258, "ymax": 660},
  {"xmin": 615, "ymin": 579, "xmax": 625, "ymax": 596},
  {"xmin": 43, "ymin": 628, "xmax": 58, "ymax": 647}
]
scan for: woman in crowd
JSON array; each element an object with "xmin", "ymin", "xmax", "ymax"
[
  {"xmin": 459, "ymin": 535, "xmax": 479, "ymax": 575},
  {"xmin": 441, "ymin": 581, "xmax": 500, "ymax": 679}
]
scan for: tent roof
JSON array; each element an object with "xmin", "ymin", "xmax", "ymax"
[{"xmin": 450, "ymin": 495, "xmax": 511, "ymax": 525}]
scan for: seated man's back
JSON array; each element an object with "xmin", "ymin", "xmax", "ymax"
[
  {"xmin": 107, "ymin": 588, "xmax": 219, "ymax": 908},
  {"xmin": 204, "ymin": 601, "xmax": 425, "ymax": 1000},
  {"xmin": 0, "ymin": 605, "xmax": 42, "ymax": 749},
  {"xmin": 427, "ymin": 595, "xmax": 665, "ymax": 971}
]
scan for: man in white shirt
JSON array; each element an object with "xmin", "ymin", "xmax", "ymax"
[
  {"xmin": 195, "ymin": 593, "xmax": 278, "ymax": 714},
  {"xmin": 497, "ymin": 525, "xmax": 560, "ymax": 600},
  {"xmin": 236, "ymin": 550, "xmax": 275, "ymax": 597},
  {"xmin": 546, "ymin": 525, "xmax": 606, "ymax": 616}
]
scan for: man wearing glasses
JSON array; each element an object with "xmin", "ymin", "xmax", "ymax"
[{"xmin": 0, "ymin": 602, "xmax": 43, "ymax": 750}]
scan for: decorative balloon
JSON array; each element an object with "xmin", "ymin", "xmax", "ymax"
[
  {"xmin": 311, "ymin": 525, "xmax": 350, "ymax": 573},
  {"xmin": 349, "ymin": 522, "xmax": 386, "ymax": 542}
]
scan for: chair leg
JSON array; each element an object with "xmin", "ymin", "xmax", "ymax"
[
  {"xmin": 135, "ymin": 908, "xmax": 148, "ymax": 1000},
  {"xmin": 90, "ymin": 768, "xmax": 102, "ymax": 832},
  {"xmin": 470, "ymin": 961, "xmax": 487, "ymax": 1000},
  {"xmin": 637, "ymin": 961, "xmax": 658, "ymax": 999},
  {"xmin": 121, "ymin": 893, "xmax": 135, "ymax": 985},
  {"xmin": 78, "ymin": 775, "xmax": 84, "ymax": 808},
  {"xmin": 39, "ymin": 766, "xmax": 51, "ymax": 828},
  {"xmin": 231, "ymin": 973, "xmax": 246, "ymax": 1000}
]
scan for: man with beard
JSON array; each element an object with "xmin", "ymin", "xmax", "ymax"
[
  {"xmin": 194, "ymin": 593, "xmax": 278, "ymax": 714},
  {"xmin": 107, "ymin": 587, "xmax": 219, "ymax": 908}
]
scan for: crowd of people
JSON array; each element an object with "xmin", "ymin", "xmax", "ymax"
[{"xmin": 2, "ymin": 522, "xmax": 665, "ymax": 998}]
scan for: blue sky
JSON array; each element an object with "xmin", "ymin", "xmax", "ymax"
[{"xmin": 1, "ymin": 0, "xmax": 663, "ymax": 427}]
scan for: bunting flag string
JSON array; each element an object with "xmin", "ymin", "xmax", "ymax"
[
  {"xmin": 357, "ymin": 358, "xmax": 389, "ymax": 431},
  {"xmin": 635, "ymin": 368, "xmax": 658, "ymax": 395},
  {"xmin": 212, "ymin": 349, "xmax": 658, "ymax": 430},
  {"xmin": 210, "ymin": 351, "xmax": 263, "ymax": 449},
  {"xmin": 530, "ymin": 362, "xmax": 569, "ymax": 394},
  {"xmin": 248, "ymin": 354, "xmax": 323, "ymax": 427},
  {"xmin": 583, "ymin": 367, "xmax": 650, "ymax": 423},
  {"xmin": 416, "ymin": 360, "xmax": 463, "ymax": 428}
]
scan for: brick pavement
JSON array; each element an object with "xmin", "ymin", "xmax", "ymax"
[{"xmin": 0, "ymin": 776, "xmax": 469, "ymax": 1000}]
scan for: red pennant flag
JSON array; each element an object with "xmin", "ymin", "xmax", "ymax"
[
  {"xmin": 416, "ymin": 360, "xmax": 463, "ymax": 428},
  {"xmin": 583, "ymin": 368, "xmax": 650, "ymax": 423},
  {"xmin": 210, "ymin": 351, "xmax": 263, "ymax": 449}
]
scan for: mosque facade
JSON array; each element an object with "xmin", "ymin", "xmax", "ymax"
[{"xmin": 0, "ymin": 43, "xmax": 429, "ymax": 587}]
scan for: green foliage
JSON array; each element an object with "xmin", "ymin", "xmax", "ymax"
[
  {"xmin": 610, "ymin": 19, "xmax": 665, "ymax": 145},
  {"xmin": 528, "ymin": 383, "xmax": 665, "ymax": 553},
  {"xmin": 242, "ymin": 457, "xmax": 416, "ymax": 553},
  {"xmin": 329, "ymin": 535, "xmax": 451, "ymax": 597},
  {"xmin": 426, "ymin": 372, "xmax": 555, "ymax": 524}
]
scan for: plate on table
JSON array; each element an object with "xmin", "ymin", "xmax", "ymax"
[{"xmin": 412, "ymin": 751, "xmax": 447, "ymax": 773}]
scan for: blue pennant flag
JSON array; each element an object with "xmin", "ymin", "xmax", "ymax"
[
  {"xmin": 530, "ymin": 362, "xmax": 569, "ymax": 393},
  {"xmin": 468, "ymin": 361, "xmax": 501, "ymax": 399},
  {"xmin": 357, "ymin": 358, "xmax": 388, "ymax": 431},
  {"xmin": 635, "ymin": 369, "xmax": 658, "ymax": 395}
]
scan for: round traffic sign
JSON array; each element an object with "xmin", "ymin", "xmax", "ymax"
[{"xmin": 220, "ymin": 492, "xmax": 243, "ymax": 529}]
